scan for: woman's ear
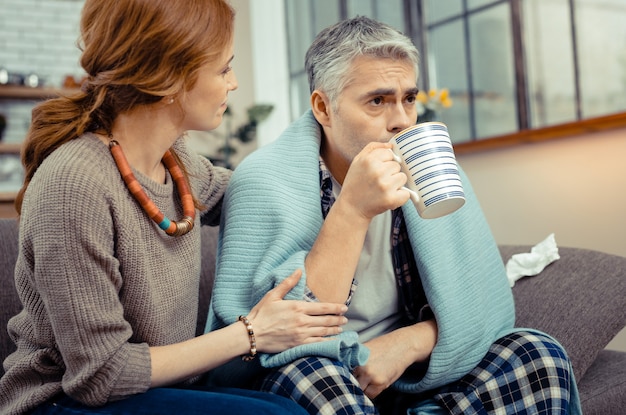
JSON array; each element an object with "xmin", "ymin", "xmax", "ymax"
[{"xmin": 310, "ymin": 90, "xmax": 332, "ymax": 127}]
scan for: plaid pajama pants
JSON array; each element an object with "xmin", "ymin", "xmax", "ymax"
[{"xmin": 259, "ymin": 331, "xmax": 572, "ymax": 415}]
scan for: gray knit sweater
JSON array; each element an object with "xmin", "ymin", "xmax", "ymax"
[{"xmin": 0, "ymin": 133, "xmax": 230, "ymax": 415}]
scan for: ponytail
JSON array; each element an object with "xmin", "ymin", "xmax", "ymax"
[{"xmin": 15, "ymin": 89, "xmax": 98, "ymax": 214}]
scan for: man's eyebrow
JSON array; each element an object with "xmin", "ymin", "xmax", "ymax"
[{"xmin": 362, "ymin": 87, "xmax": 420, "ymax": 98}]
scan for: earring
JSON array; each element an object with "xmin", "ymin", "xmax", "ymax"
[{"xmin": 168, "ymin": 97, "xmax": 175, "ymax": 104}]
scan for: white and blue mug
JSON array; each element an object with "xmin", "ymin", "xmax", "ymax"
[{"xmin": 389, "ymin": 122, "xmax": 465, "ymax": 219}]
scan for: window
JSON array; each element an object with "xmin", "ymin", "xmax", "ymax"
[
  {"xmin": 284, "ymin": 0, "xmax": 626, "ymax": 145},
  {"xmin": 574, "ymin": 0, "xmax": 626, "ymax": 118},
  {"xmin": 284, "ymin": 0, "xmax": 407, "ymax": 120},
  {"xmin": 523, "ymin": 0, "xmax": 578, "ymax": 127}
]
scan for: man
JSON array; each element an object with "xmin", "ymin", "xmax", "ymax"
[{"xmin": 208, "ymin": 16, "xmax": 581, "ymax": 414}]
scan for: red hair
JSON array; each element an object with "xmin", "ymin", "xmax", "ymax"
[{"xmin": 16, "ymin": 0, "xmax": 235, "ymax": 214}]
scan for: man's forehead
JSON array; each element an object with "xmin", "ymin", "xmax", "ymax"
[
  {"xmin": 346, "ymin": 56, "xmax": 416, "ymax": 83},
  {"xmin": 347, "ymin": 76, "xmax": 419, "ymax": 100}
]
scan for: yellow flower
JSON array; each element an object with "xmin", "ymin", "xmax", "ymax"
[
  {"xmin": 439, "ymin": 88, "xmax": 449, "ymax": 101},
  {"xmin": 417, "ymin": 90, "xmax": 429, "ymax": 104},
  {"xmin": 416, "ymin": 87, "xmax": 453, "ymax": 116}
]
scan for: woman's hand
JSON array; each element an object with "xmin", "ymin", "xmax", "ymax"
[
  {"xmin": 246, "ymin": 269, "xmax": 348, "ymax": 354},
  {"xmin": 149, "ymin": 269, "xmax": 345, "ymax": 386}
]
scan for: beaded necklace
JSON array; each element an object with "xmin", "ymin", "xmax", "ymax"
[{"xmin": 109, "ymin": 139, "xmax": 195, "ymax": 236}]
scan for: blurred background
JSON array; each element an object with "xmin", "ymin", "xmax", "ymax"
[{"xmin": 0, "ymin": 0, "xmax": 624, "ymax": 349}]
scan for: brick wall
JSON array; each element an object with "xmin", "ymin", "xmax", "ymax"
[{"xmin": 0, "ymin": 0, "xmax": 85, "ymax": 144}]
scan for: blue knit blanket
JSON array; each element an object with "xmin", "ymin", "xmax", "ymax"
[{"xmin": 207, "ymin": 110, "xmax": 579, "ymax": 408}]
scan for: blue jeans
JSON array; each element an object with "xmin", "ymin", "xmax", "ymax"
[{"xmin": 31, "ymin": 385, "xmax": 307, "ymax": 415}]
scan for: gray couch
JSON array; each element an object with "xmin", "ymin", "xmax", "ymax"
[{"xmin": 1, "ymin": 217, "xmax": 625, "ymax": 414}]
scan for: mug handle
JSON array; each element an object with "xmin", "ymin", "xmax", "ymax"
[
  {"xmin": 404, "ymin": 186, "xmax": 420, "ymax": 203},
  {"xmin": 389, "ymin": 150, "xmax": 420, "ymax": 202}
]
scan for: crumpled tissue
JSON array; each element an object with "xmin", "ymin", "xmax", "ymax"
[{"xmin": 505, "ymin": 233, "xmax": 560, "ymax": 287}]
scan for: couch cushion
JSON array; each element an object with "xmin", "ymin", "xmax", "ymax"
[
  {"xmin": 196, "ymin": 225, "xmax": 219, "ymax": 336},
  {"xmin": 577, "ymin": 349, "xmax": 626, "ymax": 415},
  {"xmin": 0, "ymin": 218, "xmax": 20, "ymax": 377},
  {"xmin": 501, "ymin": 245, "xmax": 626, "ymax": 381}
]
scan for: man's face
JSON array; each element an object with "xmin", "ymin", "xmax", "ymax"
[{"xmin": 322, "ymin": 55, "xmax": 419, "ymax": 166}]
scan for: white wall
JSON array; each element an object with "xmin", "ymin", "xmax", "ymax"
[
  {"xmin": 186, "ymin": 0, "xmax": 258, "ymax": 165},
  {"xmin": 457, "ymin": 129, "xmax": 626, "ymax": 259},
  {"xmin": 248, "ymin": 0, "xmax": 291, "ymax": 148},
  {"xmin": 0, "ymin": 0, "xmax": 85, "ymax": 144},
  {"xmin": 188, "ymin": 0, "xmax": 292, "ymax": 165}
]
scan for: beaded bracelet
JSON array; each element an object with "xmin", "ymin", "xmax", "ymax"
[{"xmin": 238, "ymin": 315, "xmax": 257, "ymax": 361}]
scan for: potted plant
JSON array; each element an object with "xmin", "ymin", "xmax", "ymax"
[
  {"xmin": 213, "ymin": 103, "xmax": 273, "ymax": 168},
  {"xmin": 416, "ymin": 88, "xmax": 453, "ymax": 123}
]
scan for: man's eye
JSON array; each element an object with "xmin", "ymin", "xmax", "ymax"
[
  {"xmin": 406, "ymin": 95, "xmax": 416, "ymax": 104},
  {"xmin": 371, "ymin": 97, "xmax": 383, "ymax": 105}
]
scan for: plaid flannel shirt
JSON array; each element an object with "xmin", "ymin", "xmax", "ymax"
[{"xmin": 306, "ymin": 158, "xmax": 431, "ymax": 323}]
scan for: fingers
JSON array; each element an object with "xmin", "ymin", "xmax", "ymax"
[
  {"xmin": 268, "ymin": 269, "xmax": 302, "ymax": 299},
  {"xmin": 355, "ymin": 142, "xmax": 395, "ymax": 165},
  {"xmin": 280, "ymin": 312, "xmax": 348, "ymax": 342},
  {"xmin": 304, "ymin": 315, "xmax": 348, "ymax": 340},
  {"xmin": 364, "ymin": 384, "xmax": 384, "ymax": 399},
  {"xmin": 362, "ymin": 141, "xmax": 393, "ymax": 153},
  {"xmin": 353, "ymin": 366, "xmax": 369, "ymax": 392},
  {"xmin": 287, "ymin": 319, "xmax": 347, "ymax": 345},
  {"xmin": 290, "ymin": 313, "xmax": 348, "ymax": 333},
  {"xmin": 388, "ymin": 148, "xmax": 401, "ymax": 163},
  {"xmin": 298, "ymin": 325, "xmax": 346, "ymax": 342},
  {"xmin": 346, "ymin": 143, "xmax": 409, "ymax": 209},
  {"xmin": 252, "ymin": 312, "xmax": 348, "ymax": 353},
  {"xmin": 353, "ymin": 367, "xmax": 384, "ymax": 399},
  {"xmin": 299, "ymin": 301, "xmax": 348, "ymax": 316}
]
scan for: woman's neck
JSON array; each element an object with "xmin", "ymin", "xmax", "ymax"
[{"xmin": 107, "ymin": 106, "xmax": 182, "ymax": 182}]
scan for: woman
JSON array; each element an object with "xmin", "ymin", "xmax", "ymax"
[{"xmin": 0, "ymin": 0, "xmax": 347, "ymax": 414}]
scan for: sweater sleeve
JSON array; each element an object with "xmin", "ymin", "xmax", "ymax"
[{"xmin": 21, "ymin": 150, "xmax": 152, "ymax": 405}]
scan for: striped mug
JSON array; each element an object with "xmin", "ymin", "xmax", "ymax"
[{"xmin": 389, "ymin": 122, "xmax": 465, "ymax": 219}]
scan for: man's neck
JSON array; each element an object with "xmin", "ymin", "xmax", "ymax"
[{"xmin": 320, "ymin": 135, "xmax": 350, "ymax": 185}]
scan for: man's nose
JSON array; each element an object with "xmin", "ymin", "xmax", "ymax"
[{"xmin": 388, "ymin": 103, "xmax": 414, "ymax": 133}]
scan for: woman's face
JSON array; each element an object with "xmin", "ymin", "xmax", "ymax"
[{"xmin": 181, "ymin": 44, "xmax": 238, "ymax": 132}]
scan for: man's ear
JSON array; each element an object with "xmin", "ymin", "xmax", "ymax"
[{"xmin": 311, "ymin": 90, "xmax": 332, "ymax": 127}]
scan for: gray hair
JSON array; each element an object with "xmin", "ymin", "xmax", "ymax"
[{"xmin": 305, "ymin": 16, "xmax": 420, "ymax": 105}]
